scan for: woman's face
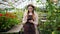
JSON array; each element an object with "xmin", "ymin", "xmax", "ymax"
[{"xmin": 28, "ymin": 6, "xmax": 33, "ymax": 12}]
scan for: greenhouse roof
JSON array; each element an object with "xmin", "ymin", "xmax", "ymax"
[
  {"xmin": 0, "ymin": 0, "xmax": 46, "ymax": 9},
  {"xmin": 0, "ymin": 0, "xmax": 60, "ymax": 9}
]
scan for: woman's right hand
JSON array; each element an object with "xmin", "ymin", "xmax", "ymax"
[{"xmin": 29, "ymin": 20, "xmax": 33, "ymax": 23}]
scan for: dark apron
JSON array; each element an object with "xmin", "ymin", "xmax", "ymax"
[{"xmin": 23, "ymin": 15, "xmax": 36, "ymax": 34}]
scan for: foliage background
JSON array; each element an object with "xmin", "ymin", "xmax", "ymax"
[{"xmin": 0, "ymin": 0, "xmax": 60, "ymax": 34}]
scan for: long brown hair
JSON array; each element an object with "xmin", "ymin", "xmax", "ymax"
[{"xmin": 27, "ymin": 4, "xmax": 35, "ymax": 20}]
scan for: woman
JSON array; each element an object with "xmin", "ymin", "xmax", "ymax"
[{"xmin": 22, "ymin": 4, "xmax": 39, "ymax": 34}]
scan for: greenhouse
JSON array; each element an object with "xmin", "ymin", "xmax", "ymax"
[{"xmin": 0, "ymin": 0, "xmax": 60, "ymax": 34}]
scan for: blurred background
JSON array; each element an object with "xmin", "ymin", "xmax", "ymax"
[{"xmin": 0, "ymin": 0, "xmax": 60, "ymax": 34}]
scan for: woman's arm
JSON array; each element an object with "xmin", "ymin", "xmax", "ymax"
[
  {"xmin": 22, "ymin": 12, "xmax": 27, "ymax": 24},
  {"xmin": 33, "ymin": 12, "xmax": 38, "ymax": 25}
]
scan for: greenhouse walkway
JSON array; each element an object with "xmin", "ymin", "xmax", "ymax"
[{"xmin": 2, "ymin": 24, "xmax": 40, "ymax": 34}]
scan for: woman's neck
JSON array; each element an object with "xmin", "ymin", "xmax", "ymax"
[{"xmin": 29, "ymin": 12, "xmax": 32, "ymax": 15}]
